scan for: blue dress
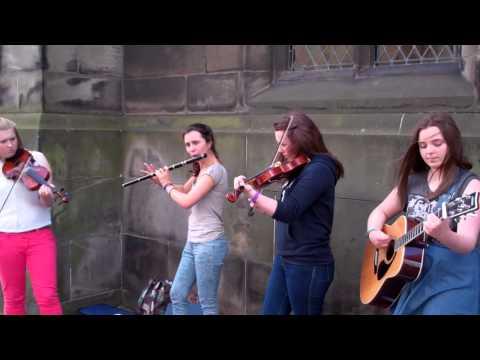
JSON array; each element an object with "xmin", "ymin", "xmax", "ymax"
[{"xmin": 391, "ymin": 168, "xmax": 480, "ymax": 315}]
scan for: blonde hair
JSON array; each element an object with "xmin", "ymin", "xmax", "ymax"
[
  {"xmin": 0, "ymin": 116, "xmax": 23, "ymax": 149},
  {"xmin": 0, "ymin": 116, "xmax": 17, "ymax": 130}
]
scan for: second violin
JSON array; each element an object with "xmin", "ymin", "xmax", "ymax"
[{"xmin": 225, "ymin": 154, "xmax": 310, "ymax": 203}]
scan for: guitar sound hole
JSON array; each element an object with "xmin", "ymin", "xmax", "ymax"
[
  {"xmin": 376, "ymin": 242, "xmax": 396, "ymax": 281},
  {"xmin": 376, "ymin": 262, "xmax": 388, "ymax": 280}
]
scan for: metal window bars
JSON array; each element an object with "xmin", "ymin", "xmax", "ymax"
[
  {"xmin": 289, "ymin": 45, "xmax": 354, "ymax": 71},
  {"xmin": 289, "ymin": 45, "xmax": 461, "ymax": 71},
  {"xmin": 374, "ymin": 45, "xmax": 461, "ymax": 66}
]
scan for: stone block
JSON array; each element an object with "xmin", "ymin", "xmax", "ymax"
[
  {"xmin": 44, "ymin": 72, "xmax": 122, "ymax": 114},
  {"xmin": 125, "ymin": 77, "xmax": 186, "ymax": 113},
  {"xmin": 40, "ymin": 128, "xmax": 123, "ymax": 180},
  {"xmin": 45, "ymin": 45, "xmax": 78, "ymax": 72},
  {"xmin": 70, "ymin": 230, "xmax": 122, "ymax": 299},
  {"xmin": 167, "ymin": 244, "xmax": 183, "ymax": 280},
  {"xmin": 326, "ymin": 133, "xmax": 407, "ymax": 202},
  {"xmin": 246, "ymin": 45, "xmax": 272, "ymax": 71},
  {"xmin": 188, "ymin": 74, "xmax": 238, "ymax": 111},
  {"xmin": 52, "ymin": 177, "xmax": 122, "ymax": 243},
  {"xmin": 0, "ymin": 45, "xmax": 42, "ymax": 71},
  {"xmin": 218, "ymin": 255, "xmax": 245, "ymax": 314},
  {"xmin": 324, "ymin": 197, "xmax": 389, "ymax": 315},
  {"xmin": 123, "ymin": 235, "xmax": 169, "ymax": 306},
  {"xmin": 224, "ymin": 188, "xmax": 275, "ymax": 263},
  {"xmin": 122, "ymin": 131, "xmax": 190, "ymax": 241},
  {"xmin": 246, "ymin": 260, "xmax": 271, "ymax": 314},
  {"xmin": 125, "ymin": 45, "xmax": 205, "ymax": 77},
  {"xmin": 57, "ymin": 243, "xmax": 70, "ymax": 302},
  {"xmin": 244, "ymin": 71, "xmax": 272, "ymax": 99},
  {"xmin": 78, "ymin": 45, "xmax": 123, "ymax": 75},
  {"xmin": 16, "ymin": 128, "xmax": 39, "ymax": 151},
  {"xmin": 206, "ymin": 45, "xmax": 243, "ymax": 72},
  {"xmin": 0, "ymin": 70, "xmax": 43, "ymax": 112},
  {"xmin": 250, "ymin": 73, "xmax": 475, "ymax": 113}
]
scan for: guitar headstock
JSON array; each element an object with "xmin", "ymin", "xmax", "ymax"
[{"xmin": 447, "ymin": 192, "xmax": 479, "ymax": 220}]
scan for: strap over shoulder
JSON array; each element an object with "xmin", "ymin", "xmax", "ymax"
[{"xmin": 454, "ymin": 170, "xmax": 479, "ymax": 199}]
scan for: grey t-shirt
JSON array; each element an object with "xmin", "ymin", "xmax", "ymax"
[{"xmin": 187, "ymin": 163, "xmax": 228, "ymax": 243}]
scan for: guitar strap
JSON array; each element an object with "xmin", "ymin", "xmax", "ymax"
[
  {"xmin": 429, "ymin": 169, "xmax": 479, "ymax": 242},
  {"xmin": 450, "ymin": 170, "xmax": 480, "ymax": 245}
]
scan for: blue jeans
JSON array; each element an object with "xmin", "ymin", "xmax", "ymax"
[
  {"xmin": 170, "ymin": 236, "xmax": 228, "ymax": 315},
  {"xmin": 263, "ymin": 255, "xmax": 334, "ymax": 315}
]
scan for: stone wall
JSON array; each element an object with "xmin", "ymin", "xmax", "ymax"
[
  {"xmin": 0, "ymin": 45, "xmax": 125, "ymax": 314},
  {"xmin": 121, "ymin": 45, "xmax": 480, "ymax": 315},
  {"xmin": 2, "ymin": 45, "xmax": 479, "ymax": 315},
  {"xmin": 122, "ymin": 45, "xmax": 274, "ymax": 313}
]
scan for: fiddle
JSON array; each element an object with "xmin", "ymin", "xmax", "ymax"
[
  {"xmin": 226, "ymin": 154, "xmax": 310, "ymax": 203},
  {"xmin": 226, "ymin": 114, "xmax": 309, "ymax": 204},
  {"xmin": 2, "ymin": 148, "xmax": 71, "ymax": 203}
]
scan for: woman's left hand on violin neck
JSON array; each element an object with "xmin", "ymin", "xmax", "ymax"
[
  {"xmin": 233, "ymin": 175, "xmax": 277, "ymax": 216},
  {"xmin": 38, "ymin": 184, "xmax": 55, "ymax": 207}
]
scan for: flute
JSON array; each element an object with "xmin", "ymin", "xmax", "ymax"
[{"xmin": 122, "ymin": 153, "xmax": 207, "ymax": 188}]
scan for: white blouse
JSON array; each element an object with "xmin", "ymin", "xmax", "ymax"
[{"xmin": 0, "ymin": 151, "xmax": 52, "ymax": 232}]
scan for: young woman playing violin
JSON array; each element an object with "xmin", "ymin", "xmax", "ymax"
[
  {"xmin": 0, "ymin": 116, "xmax": 63, "ymax": 315},
  {"xmin": 233, "ymin": 111, "xmax": 344, "ymax": 315},
  {"xmin": 144, "ymin": 123, "xmax": 228, "ymax": 315}
]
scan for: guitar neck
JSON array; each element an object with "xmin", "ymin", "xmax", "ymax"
[{"xmin": 393, "ymin": 207, "xmax": 443, "ymax": 250}]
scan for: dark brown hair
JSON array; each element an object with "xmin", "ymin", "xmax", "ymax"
[
  {"xmin": 396, "ymin": 112, "xmax": 471, "ymax": 206},
  {"xmin": 273, "ymin": 110, "xmax": 344, "ymax": 180},
  {"xmin": 183, "ymin": 123, "xmax": 219, "ymax": 177}
]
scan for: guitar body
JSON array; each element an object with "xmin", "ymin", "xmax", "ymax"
[{"xmin": 360, "ymin": 215, "xmax": 426, "ymax": 308}]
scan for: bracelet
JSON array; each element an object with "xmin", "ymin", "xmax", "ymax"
[
  {"xmin": 165, "ymin": 185, "xmax": 175, "ymax": 196},
  {"xmin": 250, "ymin": 191, "xmax": 261, "ymax": 204},
  {"xmin": 366, "ymin": 227, "xmax": 379, "ymax": 236},
  {"xmin": 162, "ymin": 182, "xmax": 173, "ymax": 190}
]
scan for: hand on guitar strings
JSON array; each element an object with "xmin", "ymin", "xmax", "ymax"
[
  {"xmin": 423, "ymin": 213, "xmax": 450, "ymax": 240},
  {"xmin": 368, "ymin": 229, "xmax": 392, "ymax": 248}
]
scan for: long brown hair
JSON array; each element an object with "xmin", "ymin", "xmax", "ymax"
[
  {"xmin": 396, "ymin": 112, "xmax": 471, "ymax": 206},
  {"xmin": 183, "ymin": 123, "xmax": 219, "ymax": 177},
  {"xmin": 273, "ymin": 110, "xmax": 344, "ymax": 180}
]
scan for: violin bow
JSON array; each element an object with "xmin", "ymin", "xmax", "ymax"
[{"xmin": 248, "ymin": 115, "xmax": 295, "ymax": 216}]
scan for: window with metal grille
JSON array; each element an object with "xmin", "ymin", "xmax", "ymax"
[
  {"xmin": 289, "ymin": 45, "xmax": 354, "ymax": 71},
  {"xmin": 288, "ymin": 45, "xmax": 461, "ymax": 72},
  {"xmin": 374, "ymin": 45, "xmax": 461, "ymax": 66}
]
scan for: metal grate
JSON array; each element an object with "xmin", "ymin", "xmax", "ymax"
[
  {"xmin": 375, "ymin": 45, "xmax": 461, "ymax": 66},
  {"xmin": 289, "ymin": 45, "xmax": 354, "ymax": 71}
]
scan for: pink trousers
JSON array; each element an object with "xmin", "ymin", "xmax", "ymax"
[{"xmin": 0, "ymin": 227, "xmax": 63, "ymax": 315}]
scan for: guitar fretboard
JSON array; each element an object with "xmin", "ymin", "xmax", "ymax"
[{"xmin": 393, "ymin": 207, "xmax": 442, "ymax": 251}]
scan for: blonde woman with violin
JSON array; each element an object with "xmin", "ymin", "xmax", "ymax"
[
  {"xmin": 144, "ymin": 123, "xmax": 228, "ymax": 315},
  {"xmin": 233, "ymin": 111, "xmax": 344, "ymax": 315},
  {"xmin": 0, "ymin": 116, "xmax": 62, "ymax": 315}
]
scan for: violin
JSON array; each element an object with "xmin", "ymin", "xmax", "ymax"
[
  {"xmin": 3, "ymin": 148, "xmax": 71, "ymax": 203},
  {"xmin": 225, "ymin": 154, "xmax": 310, "ymax": 203},
  {"xmin": 226, "ymin": 114, "xmax": 310, "ymax": 205}
]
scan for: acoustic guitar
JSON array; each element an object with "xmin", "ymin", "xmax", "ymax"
[{"xmin": 360, "ymin": 192, "xmax": 479, "ymax": 308}]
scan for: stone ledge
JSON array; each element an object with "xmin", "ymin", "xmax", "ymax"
[{"xmin": 249, "ymin": 72, "xmax": 476, "ymax": 113}]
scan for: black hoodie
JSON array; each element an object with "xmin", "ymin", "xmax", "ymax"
[{"xmin": 272, "ymin": 154, "xmax": 337, "ymax": 264}]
